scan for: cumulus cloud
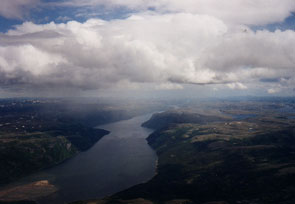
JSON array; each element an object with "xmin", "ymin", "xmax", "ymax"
[
  {"xmin": 0, "ymin": 0, "xmax": 40, "ymax": 19},
  {"xmin": 268, "ymin": 88, "xmax": 281, "ymax": 94},
  {"xmin": 0, "ymin": 14, "xmax": 229, "ymax": 90},
  {"xmin": 0, "ymin": 6, "xmax": 295, "ymax": 94},
  {"xmin": 59, "ymin": 0, "xmax": 295, "ymax": 25}
]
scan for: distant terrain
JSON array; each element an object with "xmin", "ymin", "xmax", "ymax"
[{"xmin": 74, "ymin": 98, "xmax": 295, "ymax": 204}]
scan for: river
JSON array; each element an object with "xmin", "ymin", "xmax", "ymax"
[{"xmin": 10, "ymin": 114, "xmax": 157, "ymax": 204}]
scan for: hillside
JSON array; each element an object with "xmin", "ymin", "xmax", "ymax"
[
  {"xmin": 142, "ymin": 110, "xmax": 227, "ymax": 130},
  {"xmin": 73, "ymin": 100, "xmax": 295, "ymax": 204}
]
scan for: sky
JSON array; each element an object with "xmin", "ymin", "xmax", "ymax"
[{"xmin": 0, "ymin": 0, "xmax": 295, "ymax": 98}]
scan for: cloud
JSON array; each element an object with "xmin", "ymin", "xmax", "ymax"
[
  {"xmin": 0, "ymin": 14, "xmax": 228, "ymax": 90},
  {"xmin": 0, "ymin": 0, "xmax": 40, "ymax": 19},
  {"xmin": 0, "ymin": 12, "xmax": 294, "ymax": 94},
  {"xmin": 268, "ymin": 88, "xmax": 281, "ymax": 94},
  {"xmin": 56, "ymin": 16, "xmax": 72, "ymax": 22},
  {"xmin": 155, "ymin": 83, "xmax": 184, "ymax": 90},
  {"xmin": 227, "ymin": 83, "xmax": 248, "ymax": 90},
  {"xmin": 58, "ymin": 0, "xmax": 295, "ymax": 25}
]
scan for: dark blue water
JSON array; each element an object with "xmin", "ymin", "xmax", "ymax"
[
  {"xmin": 232, "ymin": 114, "xmax": 257, "ymax": 120},
  {"xmin": 13, "ymin": 114, "xmax": 157, "ymax": 204},
  {"xmin": 276, "ymin": 105, "xmax": 295, "ymax": 119}
]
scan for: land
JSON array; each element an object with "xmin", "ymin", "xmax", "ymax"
[
  {"xmin": 74, "ymin": 98, "xmax": 295, "ymax": 204},
  {"xmin": 0, "ymin": 98, "xmax": 163, "ymax": 192},
  {"xmin": 0, "ymin": 180, "xmax": 57, "ymax": 202},
  {"xmin": 0, "ymin": 99, "xmax": 115, "ymax": 187}
]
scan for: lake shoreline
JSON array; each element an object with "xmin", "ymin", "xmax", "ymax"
[{"xmin": 0, "ymin": 114, "xmax": 158, "ymax": 204}]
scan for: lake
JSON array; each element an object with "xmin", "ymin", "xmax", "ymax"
[{"xmin": 12, "ymin": 114, "xmax": 157, "ymax": 204}]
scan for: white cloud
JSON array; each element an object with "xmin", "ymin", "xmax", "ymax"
[
  {"xmin": 0, "ymin": 0, "xmax": 40, "ymax": 19},
  {"xmin": 268, "ymin": 88, "xmax": 281, "ymax": 94},
  {"xmin": 227, "ymin": 83, "xmax": 248, "ymax": 90},
  {"xmin": 0, "ymin": 12, "xmax": 294, "ymax": 94}
]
